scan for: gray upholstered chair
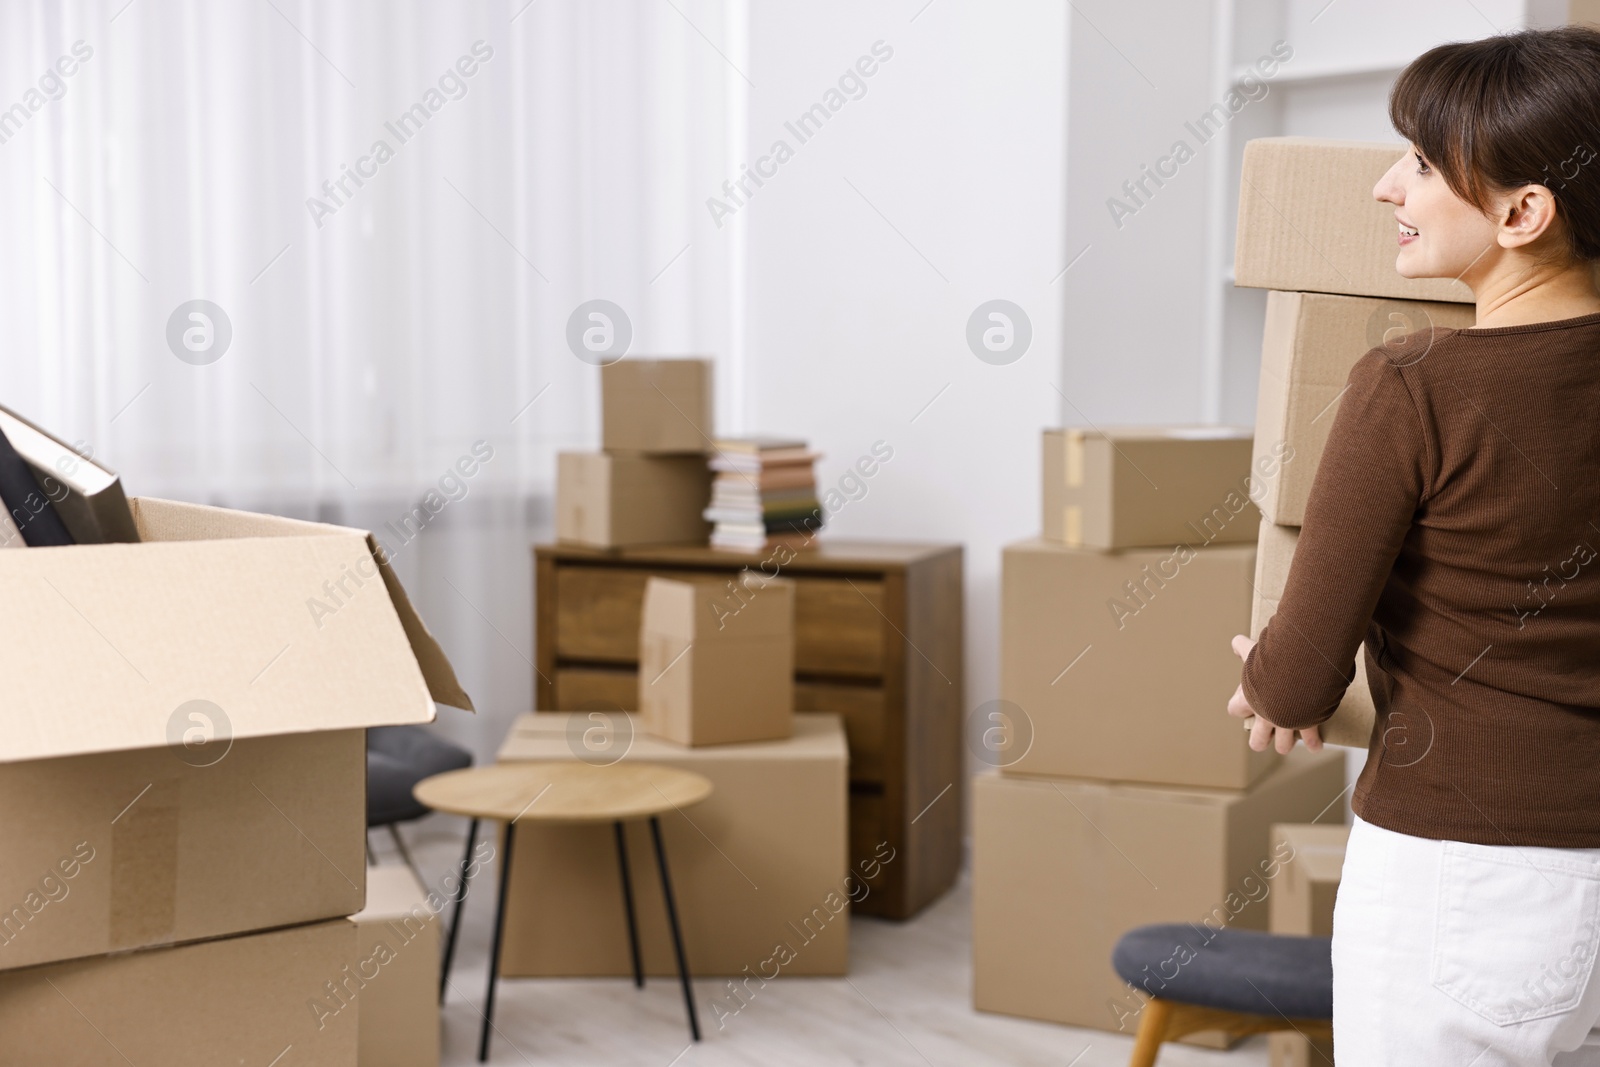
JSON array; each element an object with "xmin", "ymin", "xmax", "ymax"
[
  {"xmin": 366, "ymin": 725, "xmax": 474, "ymax": 879},
  {"xmin": 1111, "ymin": 923, "xmax": 1333, "ymax": 1066}
]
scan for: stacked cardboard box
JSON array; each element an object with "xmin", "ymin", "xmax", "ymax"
[
  {"xmin": 353, "ymin": 866, "xmax": 442, "ymax": 1067},
  {"xmin": 1267, "ymin": 823, "xmax": 1349, "ymax": 1067},
  {"xmin": 557, "ymin": 357, "xmax": 715, "ymax": 548},
  {"xmin": 1236, "ymin": 138, "xmax": 1479, "ymax": 748},
  {"xmin": 1018, "ymin": 426, "xmax": 1265, "ymax": 788},
  {"xmin": 974, "ymin": 753, "xmax": 1344, "ymax": 1042},
  {"xmin": 509, "ymin": 524, "xmax": 825, "ymax": 980},
  {"xmin": 495, "ymin": 712, "xmax": 850, "ymax": 978},
  {"xmin": 638, "ymin": 574, "xmax": 795, "ymax": 746},
  {"xmin": 0, "ymin": 497, "xmax": 469, "ymax": 1064},
  {"xmin": 975, "ymin": 427, "xmax": 1350, "ymax": 1046}
]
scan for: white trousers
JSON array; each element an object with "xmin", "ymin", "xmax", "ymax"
[{"xmin": 1333, "ymin": 814, "xmax": 1600, "ymax": 1065}]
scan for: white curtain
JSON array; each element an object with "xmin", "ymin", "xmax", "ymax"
[{"xmin": 0, "ymin": 0, "xmax": 746, "ymax": 760}]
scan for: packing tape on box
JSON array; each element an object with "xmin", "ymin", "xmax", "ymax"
[
  {"xmin": 1062, "ymin": 506, "xmax": 1083, "ymax": 547},
  {"xmin": 109, "ymin": 778, "xmax": 180, "ymax": 949},
  {"xmin": 1064, "ymin": 431, "xmax": 1085, "ymax": 489}
]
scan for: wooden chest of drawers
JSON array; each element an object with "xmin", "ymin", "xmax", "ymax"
[{"xmin": 534, "ymin": 540, "xmax": 964, "ymax": 920}]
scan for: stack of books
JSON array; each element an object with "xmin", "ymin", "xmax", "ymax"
[
  {"xmin": 704, "ymin": 437, "xmax": 823, "ymax": 552},
  {"xmin": 0, "ymin": 404, "xmax": 138, "ymax": 548}
]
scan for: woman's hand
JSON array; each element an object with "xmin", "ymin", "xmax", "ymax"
[{"xmin": 1229, "ymin": 634, "xmax": 1323, "ymax": 754}]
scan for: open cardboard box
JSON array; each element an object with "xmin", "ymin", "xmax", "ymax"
[{"xmin": 0, "ymin": 498, "xmax": 470, "ymax": 972}]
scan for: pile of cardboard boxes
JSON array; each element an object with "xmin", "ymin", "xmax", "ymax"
[
  {"xmin": 1237, "ymin": 136, "xmax": 1479, "ymax": 748},
  {"xmin": 503, "ymin": 365, "xmax": 853, "ymax": 983},
  {"xmin": 0, "ymin": 498, "xmax": 468, "ymax": 1066},
  {"xmin": 1268, "ymin": 822, "xmax": 1349, "ymax": 1066},
  {"xmin": 977, "ymin": 136, "xmax": 1481, "ymax": 1055},
  {"xmin": 974, "ymin": 427, "xmax": 1348, "ymax": 1046},
  {"xmin": 557, "ymin": 358, "xmax": 716, "ymax": 548},
  {"xmin": 1232, "ymin": 135, "xmax": 1483, "ymax": 1061},
  {"xmin": 497, "ymin": 586, "xmax": 853, "ymax": 983}
]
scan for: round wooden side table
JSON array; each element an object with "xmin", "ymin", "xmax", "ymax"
[{"xmin": 414, "ymin": 761, "xmax": 714, "ymax": 1062}]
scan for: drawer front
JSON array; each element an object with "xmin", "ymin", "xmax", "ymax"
[
  {"xmin": 795, "ymin": 682, "xmax": 885, "ymax": 784},
  {"xmin": 794, "ymin": 578, "xmax": 884, "ymax": 676},
  {"xmin": 553, "ymin": 667, "xmax": 638, "ymax": 711},
  {"xmin": 555, "ymin": 568, "xmax": 650, "ymax": 662},
  {"xmin": 848, "ymin": 789, "xmax": 892, "ymax": 914},
  {"xmin": 554, "ymin": 565, "xmax": 886, "ymax": 676}
]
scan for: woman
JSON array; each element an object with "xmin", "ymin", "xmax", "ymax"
[{"xmin": 1226, "ymin": 26, "xmax": 1600, "ymax": 1065}]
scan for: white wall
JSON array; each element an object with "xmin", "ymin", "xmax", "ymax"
[{"xmin": 740, "ymin": 1, "xmax": 1067, "ymax": 757}]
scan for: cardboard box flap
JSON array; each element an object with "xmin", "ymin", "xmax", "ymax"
[
  {"xmin": 130, "ymin": 497, "xmax": 473, "ymax": 713},
  {"xmin": 0, "ymin": 518, "xmax": 439, "ymax": 765}
]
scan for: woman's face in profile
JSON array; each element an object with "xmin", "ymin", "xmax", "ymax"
[{"xmin": 1373, "ymin": 146, "xmax": 1502, "ymax": 285}]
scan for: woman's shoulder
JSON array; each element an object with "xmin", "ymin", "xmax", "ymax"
[
  {"xmin": 1354, "ymin": 323, "xmax": 1469, "ymax": 379},
  {"xmin": 1360, "ymin": 310, "xmax": 1600, "ymax": 388}
]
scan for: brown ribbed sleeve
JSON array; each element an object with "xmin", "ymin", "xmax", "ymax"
[{"xmin": 1242, "ymin": 346, "xmax": 1429, "ymax": 730}]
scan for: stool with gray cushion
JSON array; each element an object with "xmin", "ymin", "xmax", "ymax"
[
  {"xmin": 1111, "ymin": 923, "xmax": 1334, "ymax": 1066},
  {"xmin": 367, "ymin": 725, "xmax": 474, "ymax": 879}
]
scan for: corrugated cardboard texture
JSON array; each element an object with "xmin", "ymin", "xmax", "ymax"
[
  {"xmin": 0, "ymin": 500, "xmax": 454, "ymax": 766},
  {"xmin": 972, "ymin": 750, "xmax": 1347, "ymax": 1040},
  {"xmin": 1001, "ymin": 538, "xmax": 1277, "ymax": 789},
  {"xmin": 556, "ymin": 452, "xmax": 711, "ymax": 548},
  {"xmin": 1269, "ymin": 823, "xmax": 1347, "ymax": 936},
  {"xmin": 1254, "ymin": 292, "xmax": 1475, "ymax": 525},
  {"xmin": 0, "ymin": 730, "xmax": 365, "ymax": 972},
  {"xmin": 639, "ymin": 577, "xmax": 795, "ymax": 746},
  {"xmin": 1251, "ymin": 521, "xmax": 1377, "ymax": 748},
  {"xmin": 1042, "ymin": 428, "xmax": 1259, "ymax": 550},
  {"xmin": 1251, "ymin": 520, "xmax": 1299, "ymax": 627},
  {"xmin": 1268, "ymin": 823, "xmax": 1347, "ymax": 1067},
  {"xmin": 130, "ymin": 496, "xmax": 471, "ymax": 712},
  {"xmin": 601, "ymin": 358, "xmax": 714, "ymax": 454},
  {"xmin": 1235, "ymin": 138, "xmax": 1475, "ymax": 303},
  {"xmin": 0, "ymin": 919, "xmax": 359, "ymax": 1066},
  {"xmin": 353, "ymin": 866, "xmax": 439, "ymax": 1067},
  {"xmin": 107, "ymin": 779, "xmax": 180, "ymax": 949},
  {"xmin": 496, "ymin": 712, "xmax": 848, "ymax": 977}
]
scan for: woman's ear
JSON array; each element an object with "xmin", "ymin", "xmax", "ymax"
[{"xmin": 1498, "ymin": 184, "xmax": 1561, "ymax": 250}]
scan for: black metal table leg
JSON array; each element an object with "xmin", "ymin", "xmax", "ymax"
[
  {"xmin": 480, "ymin": 821, "xmax": 516, "ymax": 1062},
  {"xmin": 440, "ymin": 817, "xmax": 479, "ymax": 1004},
  {"xmin": 615, "ymin": 821, "xmax": 644, "ymax": 989},
  {"xmin": 650, "ymin": 816, "xmax": 700, "ymax": 1041}
]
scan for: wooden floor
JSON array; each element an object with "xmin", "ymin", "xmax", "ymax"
[{"xmin": 392, "ymin": 814, "xmax": 1271, "ymax": 1067}]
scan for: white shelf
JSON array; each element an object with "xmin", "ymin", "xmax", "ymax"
[{"xmin": 1231, "ymin": 59, "xmax": 1405, "ymax": 87}]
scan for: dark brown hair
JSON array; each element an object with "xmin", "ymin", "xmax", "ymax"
[{"xmin": 1390, "ymin": 26, "xmax": 1600, "ymax": 262}]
